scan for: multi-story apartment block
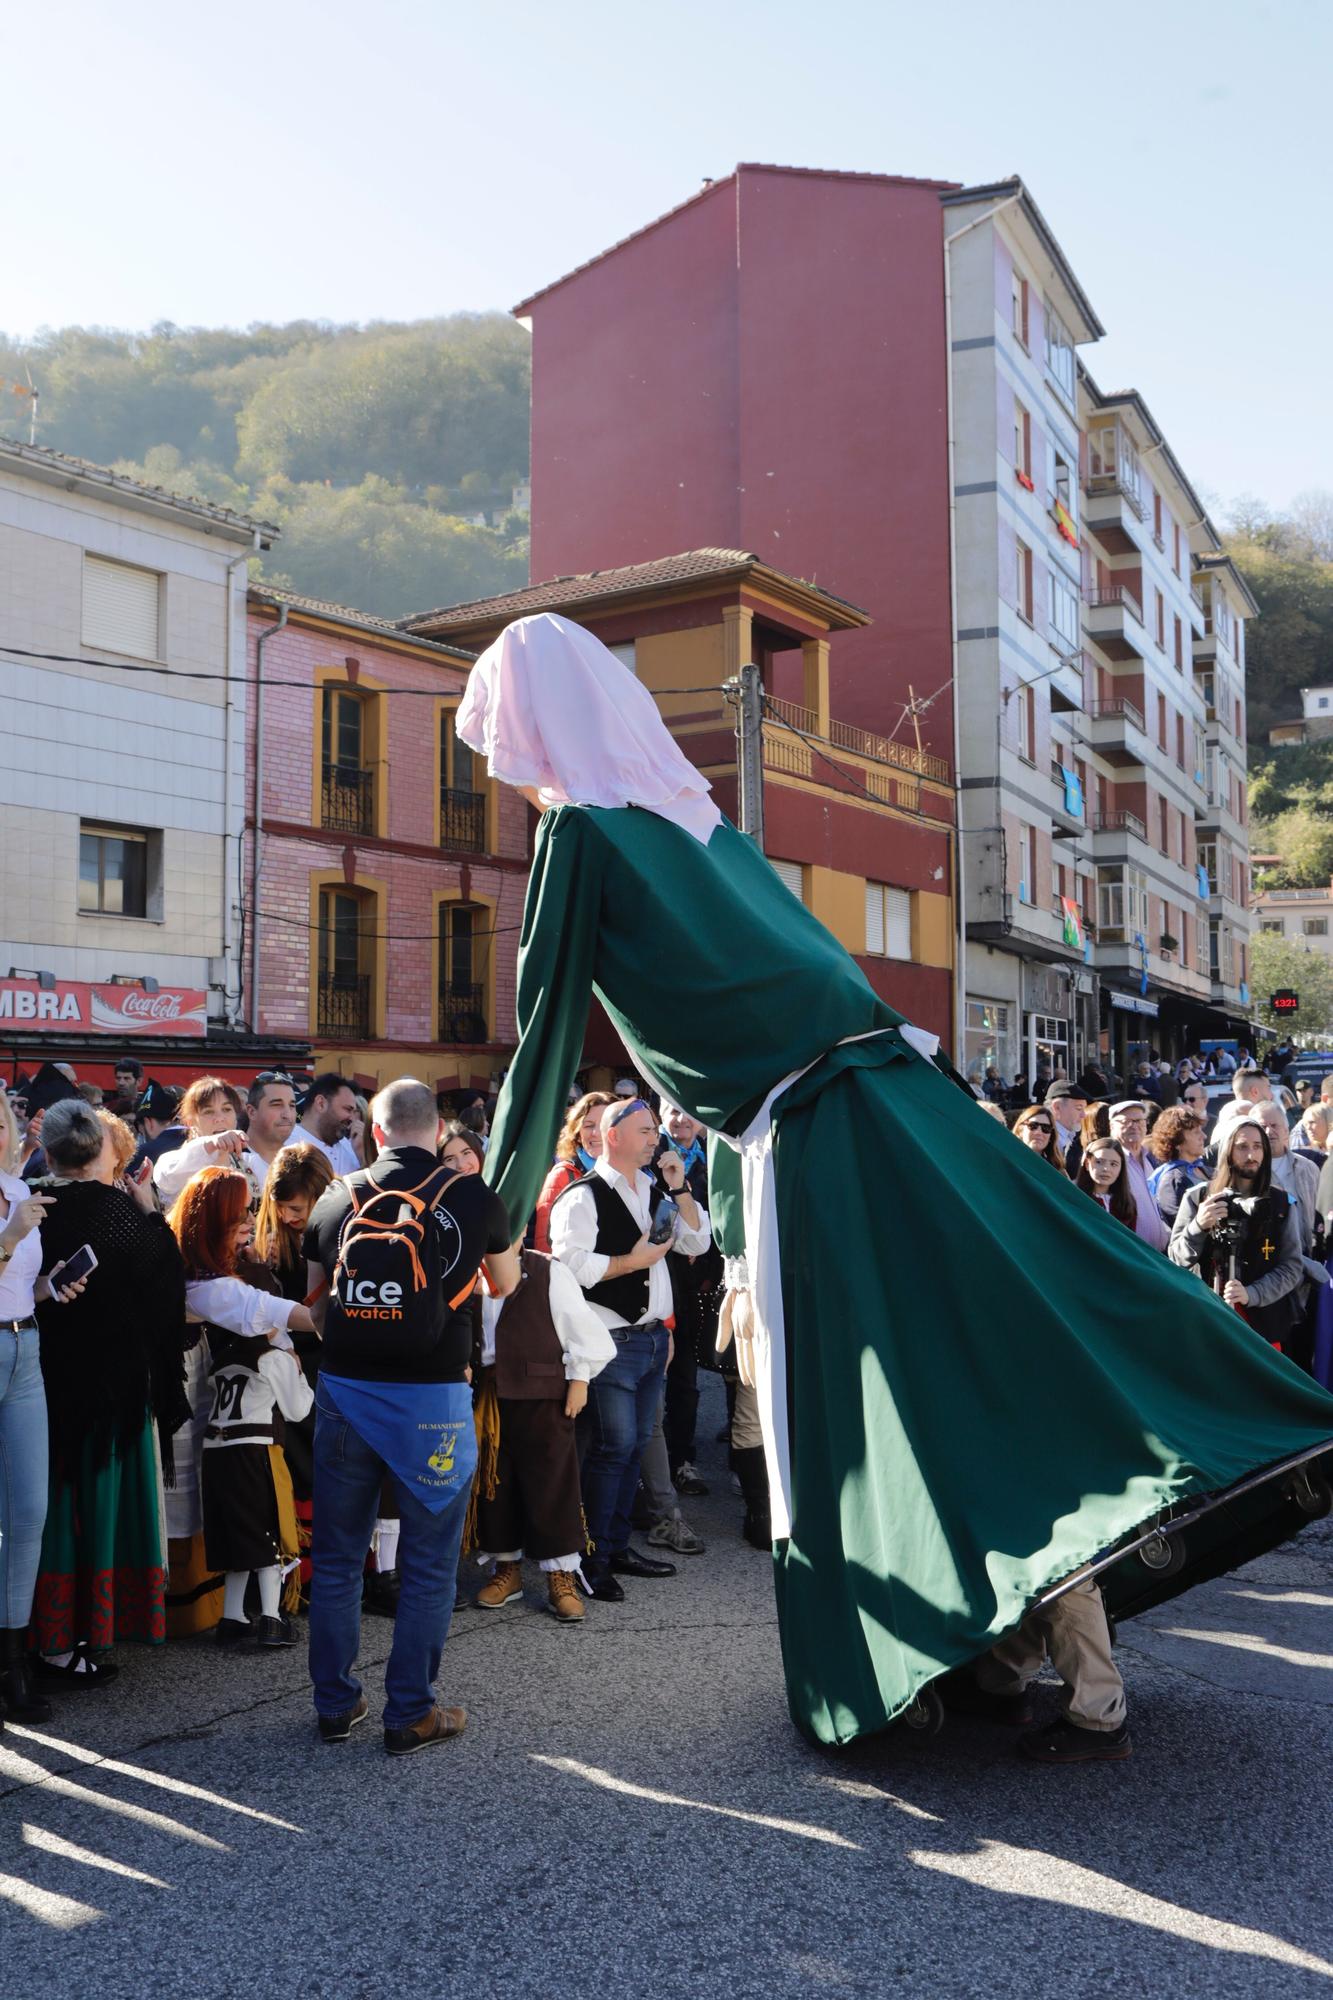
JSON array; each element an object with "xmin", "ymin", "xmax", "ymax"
[
  {"xmin": 0, "ymin": 438, "xmax": 284, "ymax": 1092},
  {"xmin": 948, "ymin": 188, "xmax": 1257, "ymax": 1084},
  {"xmin": 245, "ymin": 587, "xmax": 526, "ymax": 1098},
  {"xmin": 1192, "ymin": 551, "xmax": 1259, "ymax": 1022},
  {"xmin": 1253, "ymin": 878, "xmax": 1333, "ymax": 965},
  {"xmin": 501, "ymin": 163, "xmax": 1260, "ymax": 1077}
]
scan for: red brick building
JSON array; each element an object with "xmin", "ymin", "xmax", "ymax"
[
  {"xmin": 245, "ymin": 588, "xmax": 527, "ymax": 1097},
  {"xmin": 510, "ymin": 164, "xmax": 961, "ymax": 1043}
]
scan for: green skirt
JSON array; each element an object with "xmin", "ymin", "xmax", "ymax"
[
  {"xmin": 768, "ymin": 1039, "xmax": 1333, "ymax": 1745},
  {"xmin": 33, "ymin": 1421, "xmax": 167, "ymax": 1655}
]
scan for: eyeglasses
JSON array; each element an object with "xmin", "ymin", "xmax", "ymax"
[{"xmin": 1025, "ymin": 1122, "xmax": 1053, "ymax": 1134}]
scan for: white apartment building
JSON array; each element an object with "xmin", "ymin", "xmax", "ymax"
[
  {"xmin": 945, "ymin": 180, "xmax": 1258, "ymax": 1086},
  {"xmin": 0, "ymin": 439, "xmax": 275, "ymax": 1062}
]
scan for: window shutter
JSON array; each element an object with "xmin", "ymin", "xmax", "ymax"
[
  {"xmin": 865, "ymin": 882, "xmax": 885, "ymax": 955},
  {"xmin": 771, "ymin": 858, "xmax": 804, "ymax": 902},
  {"xmin": 606, "ymin": 641, "xmax": 637, "ymax": 677},
  {"xmin": 885, "ymin": 888, "xmax": 912, "ymax": 959},
  {"xmin": 82, "ymin": 555, "xmax": 160, "ymax": 659}
]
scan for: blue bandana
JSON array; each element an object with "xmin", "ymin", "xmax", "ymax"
[
  {"xmin": 320, "ymin": 1376, "xmax": 477, "ymax": 1514},
  {"xmin": 663, "ymin": 1133, "xmax": 705, "ymax": 1177}
]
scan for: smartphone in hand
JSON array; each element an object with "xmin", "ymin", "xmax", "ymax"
[{"xmin": 50, "ymin": 1242, "xmax": 99, "ymax": 1288}]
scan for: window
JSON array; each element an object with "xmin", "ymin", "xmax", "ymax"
[
  {"xmin": 1261, "ymin": 919, "xmax": 1285, "ymax": 933},
  {"xmin": 1193, "ymin": 725, "xmax": 1207, "ymax": 784},
  {"xmin": 865, "ymin": 882, "xmax": 913, "ymax": 959},
  {"xmin": 1050, "ymin": 444, "xmax": 1078, "ymax": 542},
  {"xmin": 1173, "ymin": 522, "xmax": 1182, "ymax": 577},
  {"xmin": 1015, "ymin": 539, "xmax": 1034, "ymax": 623},
  {"xmin": 82, "ymin": 554, "xmax": 161, "ymax": 660},
  {"xmin": 1320, "ymin": 697, "xmax": 1330, "ymax": 712},
  {"xmin": 1234, "ymin": 696, "xmax": 1242, "ymax": 738},
  {"xmin": 439, "ymin": 705, "xmax": 486, "ymax": 851},
  {"xmin": 1305, "ymin": 918, "xmax": 1329, "ymax": 938},
  {"xmin": 1013, "ymin": 397, "xmax": 1032, "ymax": 485},
  {"xmin": 1011, "ymin": 270, "xmax": 1030, "ymax": 350},
  {"xmin": 1016, "ymin": 681, "xmax": 1035, "ymax": 762},
  {"xmin": 438, "ymin": 903, "xmax": 489, "ymax": 1041},
  {"xmin": 317, "ymin": 887, "xmax": 373, "ymax": 1038},
  {"xmin": 1198, "ymin": 839, "xmax": 1217, "ymax": 894},
  {"xmin": 1155, "ymin": 589, "xmax": 1166, "ymax": 650},
  {"xmin": 1048, "ymin": 573, "xmax": 1080, "ymax": 655},
  {"xmin": 1043, "ymin": 303, "xmax": 1076, "ymax": 400},
  {"xmin": 78, "ymin": 822, "xmax": 151, "ymax": 918},
  {"xmin": 1152, "ymin": 491, "xmax": 1164, "ymax": 549},
  {"xmin": 1159, "ymin": 796, "xmax": 1170, "ymax": 856},
  {"xmin": 1174, "ymin": 616, "xmax": 1184, "ymax": 670},
  {"xmin": 771, "ymin": 858, "xmax": 804, "ymax": 902},
  {"xmin": 606, "ymin": 641, "xmax": 637, "ymax": 676},
  {"xmin": 1018, "ymin": 825, "xmax": 1037, "ymax": 906},
  {"xmin": 1197, "ymin": 912, "xmax": 1211, "ymax": 968},
  {"xmin": 1176, "ymin": 714, "xmax": 1186, "ymax": 768},
  {"xmin": 321, "ymin": 687, "xmax": 374, "ymax": 834},
  {"xmin": 1096, "ymin": 865, "xmax": 1149, "ymax": 938},
  {"xmin": 1157, "ymin": 693, "xmax": 1168, "ymax": 752}
]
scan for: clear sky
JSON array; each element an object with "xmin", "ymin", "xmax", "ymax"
[{"xmin": 5, "ymin": 0, "xmax": 1329, "ymax": 513}]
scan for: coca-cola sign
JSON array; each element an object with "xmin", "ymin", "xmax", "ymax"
[{"xmin": 0, "ymin": 978, "xmax": 207, "ymax": 1038}]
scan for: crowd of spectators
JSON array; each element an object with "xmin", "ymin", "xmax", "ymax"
[{"xmin": 0, "ymin": 1054, "xmax": 743, "ymax": 1753}]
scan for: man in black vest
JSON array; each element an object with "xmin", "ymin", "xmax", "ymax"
[
  {"xmin": 551, "ymin": 1096, "xmax": 713, "ymax": 1600},
  {"xmin": 1167, "ymin": 1118, "xmax": 1305, "ymax": 1351}
]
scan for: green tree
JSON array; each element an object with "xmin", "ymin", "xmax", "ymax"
[{"xmin": 1250, "ymin": 929, "xmax": 1333, "ymax": 1039}]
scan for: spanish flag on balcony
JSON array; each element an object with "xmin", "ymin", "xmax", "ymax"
[
  {"xmin": 1053, "ymin": 499, "xmax": 1080, "ymax": 548},
  {"xmin": 1060, "ymin": 895, "xmax": 1085, "ymax": 954}
]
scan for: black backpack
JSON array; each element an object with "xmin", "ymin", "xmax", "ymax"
[{"xmin": 326, "ymin": 1164, "xmax": 475, "ymax": 1363}]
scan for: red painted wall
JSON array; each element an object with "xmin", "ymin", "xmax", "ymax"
[{"xmin": 526, "ymin": 166, "xmax": 957, "ymax": 759}]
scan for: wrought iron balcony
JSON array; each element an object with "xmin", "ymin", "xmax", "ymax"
[
  {"xmin": 317, "ymin": 973, "xmax": 371, "ymax": 1040},
  {"xmin": 440, "ymin": 786, "xmax": 487, "ymax": 852},
  {"xmin": 321, "ymin": 762, "xmax": 375, "ymax": 835},
  {"xmin": 1088, "ymin": 696, "xmax": 1146, "ymax": 733},
  {"xmin": 438, "ymin": 982, "xmax": 487, "ymax": 1044}
]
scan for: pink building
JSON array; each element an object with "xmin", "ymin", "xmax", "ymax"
[{"xmin": 245, "ymin": 587, "xmax": 527, "ymax": 1098}]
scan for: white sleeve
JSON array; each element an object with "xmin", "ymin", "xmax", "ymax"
[
  {"xmin": 549, "ymin": 1182, "xmax": 610, "ymax": 1289},
  {"xmin": 546, "ymin": 1257, "xmax": 617, "ymax": 1380},
  {"xmin": 330, "ymin": 1139, "xmax": 361, "ymax": 1176},
  {"xmin": 258, "ymin": 1347, "xmax": 315, "ymax": 1422},
  {"xmin": 153, "ymin": 1136, "xmax": 216, "ymax": 1206},
  {"xmin": 186, "ymin": 1276, "xmax": 297, "ymax": 1339},
  {"xmin": 671, "ymin": 1199, "xmax": 712, "ymax": 1256}
]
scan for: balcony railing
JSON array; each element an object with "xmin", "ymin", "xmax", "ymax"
[
  {"xmin": 440, "ymin": 786, "xmax": 487, "ymax": 852},
  {"xmin": 1092, "ymin": 809, "xmax": 1147, "ymax": 840},
  {"xmin": 317, "ymin": 973, "xmax": 371, "ymax": 1040},
  {"xmin": 763, "ymin": 695, "xmax": 950, "ymax": 782},
  {"xmin": 1087, "ymin": 471, "xmax": 1147, "ymax": 521},
  {"xmin": 1086, "ymin": 585, "xmax": 1144, "ymax": 623},
  {"xmin": 1089, "ymin": 696, "xmax": 1146, "ymax": 732},
  {"xmin": 321, "ymin": 762, "xmax": 375, "ymax": 835},
  {"xmin": 438, "ymin": 983, "xmax": 487, "ymax": 1044},
  {"xmin": 1190, "ymin": 581, "xmax": 1205, "ymax": 611}
]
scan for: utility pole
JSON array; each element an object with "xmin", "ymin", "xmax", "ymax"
[{"xmin": 723, "ymin": 661, "xmax": 765, "ymax": 848}]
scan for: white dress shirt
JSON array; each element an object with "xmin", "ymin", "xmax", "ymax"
[
  {"xmin": 551, "ymin": 1154, "xmax": 712, "ymax": 1329},
  {"xmin": 292, "ymin": 1123, "xmax": 361, "ymax": 1177},
  {"xmin": 185, "ymin": 1275, "xmax": 299, "ymax": 1348},
  {"xmin": 480, "ymin": 1257, "xmax": 617, "ymax": 1379},
  {"xmin": 0, "ymin": 1169, "xmax": 42, "ymax": 1321}
]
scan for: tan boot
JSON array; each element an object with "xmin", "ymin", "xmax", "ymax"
[
  {"xmin": 476, "ymin": 1560, "xmax": 523, "ymax": 1609},
  {"xmin": 546, "ymin": 1570, "xmax": 585, "ymax": 1623}
]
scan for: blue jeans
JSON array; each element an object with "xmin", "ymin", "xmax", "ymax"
[
  {"xmin": 0, "ymin": 1323, "xmax": 48, "ymax": 1628},
  {"xmin": 582, "ymin": 1319, "xmax": 669, "ymax": 1568},
  {"xmin": 308, "ymin": 1380, "xmax": 469, "ymax": 1730}
]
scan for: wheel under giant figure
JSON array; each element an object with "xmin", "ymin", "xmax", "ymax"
[{"xmin": 459, "ymin": 613, "xmax": 1333, "ymax": 1749}]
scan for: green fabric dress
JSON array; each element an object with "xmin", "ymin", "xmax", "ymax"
[{"xmin": 485, "ymin": 804, "xmax": 1333, "ymax": 1745}]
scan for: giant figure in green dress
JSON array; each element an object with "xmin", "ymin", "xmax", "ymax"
[{"xmin": 459, "ymin": 613, "xmax": 1333, "ymax": 1748}]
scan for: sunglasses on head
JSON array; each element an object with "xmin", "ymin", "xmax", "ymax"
[{"xmin": 253, "ymin": 1071, "xmax": 294, "ymax": 1088}]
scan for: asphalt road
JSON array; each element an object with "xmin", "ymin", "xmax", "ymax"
[{"xmin": 3, "ymin": 1374, "xmax": 1332, "ymax": 2000}]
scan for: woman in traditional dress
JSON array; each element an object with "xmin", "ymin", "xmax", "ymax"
[
  {"xmin": 459, "ymin": 612, "xmax": 1333, "ymax": 1748},
  {"xmin": 31, "ymin": 1098, "xmax": 189, "ymax": 1683}
]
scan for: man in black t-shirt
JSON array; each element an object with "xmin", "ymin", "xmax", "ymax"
[{"xmin": 303, "ymin": 1079, "xmax": 517, "ymax": 1757}]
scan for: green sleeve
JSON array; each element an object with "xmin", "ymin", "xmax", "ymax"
[
  {"xmin": 484, "ymin": 810, "xmax": 603, "ymax": 1232},
  {"xmin": 705, "ymin": 1131, "xmax": 745, "ymax": 1259}
]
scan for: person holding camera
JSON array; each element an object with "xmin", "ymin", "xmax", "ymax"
[
  {"xmin": 550, "ymin": 1096, "xmax": 711, "ymax": 1600},
  {"xmin": 1168, "ymin": 1119, "xmax": 1305, "ymax": 1350}
]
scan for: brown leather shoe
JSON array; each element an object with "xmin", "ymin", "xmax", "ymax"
[
  {"xmin": 476, "ymin": 1560, "xmax": 523, "ymax": 1609},
  {"xmin": 384, "ymin": 1704, "xmax": 468, "ymax": 1757},
  {"xmin": 546, "ymin": 1571, "xmax": 585, "ymax": 1623}
]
